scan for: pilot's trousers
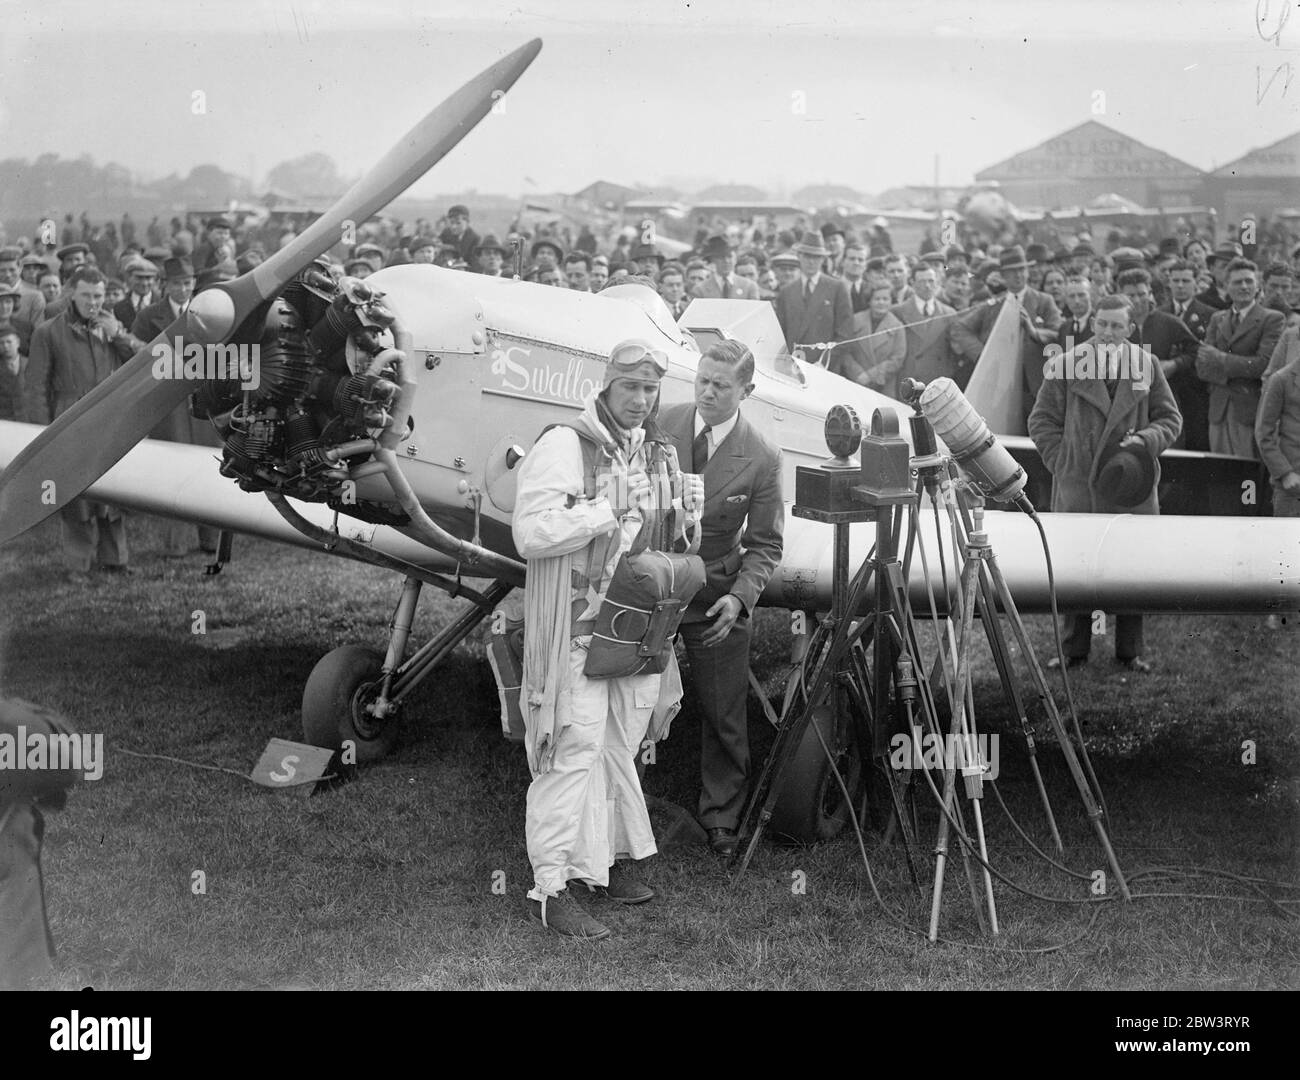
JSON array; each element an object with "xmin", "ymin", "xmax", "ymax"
[{"xmin": 525, "ymin": 641, "xmax": 659, "ymax": 899}]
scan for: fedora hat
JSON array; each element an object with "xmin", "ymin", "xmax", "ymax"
[
  {"xmin": 162, "ymin": 256, "xmax": 195, "ymax": 280},
  {"xmin": 997, "ymin": 245, "xmax": 1030, "ymax": 271},
  {"xmin": 529, "ymin": 238, "xmax": 564, "ymax": 260},
  {"xmin": 1208, "ymin": 241, "xmax": 1244, "ymax": 263},
  {"xmin": 1096, "ymin": 441, "xmax": 1157, "ymax": 508},
  {"xmin": 701, "ymin": 235, "xmax": 732, "ymax": 260},
  {"xmin": 474, "ymin": 234, "xmax": 507, "ymax": 256},
  {"xmin": 795, "ymin": 238, "xmax": 829, "ymax": 259}
]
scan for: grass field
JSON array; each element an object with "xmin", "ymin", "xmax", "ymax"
[{"xmin": 2, "ymin": 513, "xmax": 1297, "ymax": 990}]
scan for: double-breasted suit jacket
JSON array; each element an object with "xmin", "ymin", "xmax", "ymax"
[{"xmin": 657, "ymin": 403, "xmax": 784, "ymax": 618}]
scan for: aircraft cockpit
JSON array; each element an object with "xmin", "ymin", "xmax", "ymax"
[
  {"xmin": 679, "ymin": 297, "xmax": 808, "ymax": 386},
  {"xmin": 599, "ymin": 283, "xmax": 698, "ymax": 351}
]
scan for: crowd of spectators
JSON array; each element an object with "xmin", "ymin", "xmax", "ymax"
[{"xmin": 3, "ymin": 201, "xmax": 1299, "ymax": 525}]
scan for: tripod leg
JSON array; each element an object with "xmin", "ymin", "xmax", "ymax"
[
  {"xmin": 735, "ymin": 541, "xmax": 879, "ymax": 876},
  {"xmin": 951, "ymin": 794, "xmax": 989, "ymax": 936},
  {"xmin": 985, "ymin": 553, "xmax": 1132, "ymax": 902},
  {"xmin": 973, "ymin": 560, "xmax": 1065, "ymax": 854},
  {"xmin": 926, "ymin": 552, "xmax": 982, "ymax": 940},
  {"xmin": 970, "ymin": 795, "xmax": 999, "ymax": 935}
]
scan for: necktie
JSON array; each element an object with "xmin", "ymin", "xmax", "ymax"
[
  {"xmin": 804, "ymin": 281, "xmax": 813, "ymax": 303},
  {"xmin": 924, "ymin": 300, "xmax": 934, "ymax": 318},
  {"xmin": 1229, "ymin": 310, "xmax": 1239, "ymax": 335},
  {"xmin": 721, "ymin": 276, "xmax": 731, "ymax": 300},
  {"xmin": 692, "ymin": 425, "xmax": 712, "ymax": 473}
]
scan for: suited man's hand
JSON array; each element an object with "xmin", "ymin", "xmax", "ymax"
[
  {"xmin": 701, "ymin": 594, "xmax": 743, "ymax": 647},
  {"xmin": 680, "ymin": 472, "xmax": 705, "ymax": 513},
  {"xmin": 1281, "ymin": 471, "xmax": 1300, "ymax": 494}
]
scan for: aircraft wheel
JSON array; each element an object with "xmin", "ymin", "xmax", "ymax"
[
  {"xmin": 302, "ymin": 645, "xmax": 398, "ymax": 763},
  {"xmin": 767, "ymin": 701, "xmax": 862, "ymax": 844}
]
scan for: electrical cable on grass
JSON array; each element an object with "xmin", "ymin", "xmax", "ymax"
[
  {"xmin": 1031, "ymin": 508, "xmax": 1110, "ymax": 821},
  {"xmin": 116, "ymin": 746, "xmax": 333, "ymax": 787}
]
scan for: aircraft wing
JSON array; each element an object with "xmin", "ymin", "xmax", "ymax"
[
  {"xmin": 4, "ymin": 419, "xmax": 1295, "ymax": 616},
  {"xmin": 0, "ymin": 420, "xmax": 461, "ymax": 575},
  {"xmin": 771, "ymin": 506, "xmax": 1299, "ymax": 615}
]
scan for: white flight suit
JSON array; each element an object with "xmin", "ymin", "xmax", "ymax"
[{"xmin": 512, "ymin": 423, "xmax": 661, "ymax": 900}]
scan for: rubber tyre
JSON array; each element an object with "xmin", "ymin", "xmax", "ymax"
[
  {"xmin": 767, "ymin": 701, "xmax": 863, "ymax": 844},
  {"xmin": 301, "ymin": 645, "xmax": 397, "ymax": 763}
]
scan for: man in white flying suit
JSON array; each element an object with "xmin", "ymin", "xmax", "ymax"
[{"xmin": 512, "ymin": 337, "xmax": 703, "ymax": 939}]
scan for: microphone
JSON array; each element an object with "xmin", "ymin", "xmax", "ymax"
[{"xmin": 918, "ymin": 377, "xmax": 1036, "ymax": 515}]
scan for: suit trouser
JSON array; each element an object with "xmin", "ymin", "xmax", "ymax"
[
  {"xmin": 159, "ymin": 518, "xmax": 221, "ymax": 555},
  {"xmin": 525, "ymin": 642, "xmax": 659, "ymax": 899},
  {"xmin": 680, "ymin": 616, "xmax": 753, "ymax": 830},
  {"xmin": 1209, "ymin": 415, "xmax": 1258, "ymax": 460},
  {"xmin": 1063, "ymin": 613, "xmax": 1144, "ymax": 661},
  {"xmin": 60, "ymin": 499, "xmax": 128, "ymax": 571}
]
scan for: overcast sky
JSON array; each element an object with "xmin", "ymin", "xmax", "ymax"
[{"xmin": 1, "ymin": 0, "xmax": 1297, "ymax": 200}]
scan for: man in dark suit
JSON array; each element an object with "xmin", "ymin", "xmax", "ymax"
[
  {"xmin": 1119, "ymin": 267, "xmax": 1200, "ymax": 375},
  {"xmin": 1056, "ymin": 275, "xmax": 1095, "ymax": 349},
  {"xmin": 951, "ymin": 245, "xmax": 1063, "ymax": 425},
  {"xmin": 193, "ymin": 217, "xmax": 236, "ymax": 273},
  {"xmin": 0, "ymin": 248, "xmax": 44, "ymax": 330},
  {"xmin": 774, "ymin": 238, "xmax": 853, "ymax": 370},
  {"xmin": 113, "ymin": 258, "xmax": 159, "ymax": 326},
  {"xmin": 1196, "ymin": 242, "xmax": 1241, "ymax": 312},
  {"xmin": 1160, "ymin": 259, "xmax": 1217, "ymax": 449},
  {"xmin": 438, "ymin": 204, "xmax": 480, "ymax": 266},
  {"xmin": 692, "ymin": 236, "xmax": 761, "ymax": 300},
  {"xmin": 841, "ymin": 242, "xmax": 870, "ymax": 313},
  {"xmin": 1197, "ymin": 257, "xmax": 1286, "ymax": 458},
  {"xmin": 132, "ymin": 257, "xmax": 222, "ymax": 556},
  {"xmin": 890, "ymin": 264, "xmax": 958, "ymax": 385},
  {"xmin": 659, "ymin": 340, "xmax": 784, "ymax": 855}
]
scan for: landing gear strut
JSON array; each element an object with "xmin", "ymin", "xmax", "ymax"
[{"xmin": 301, "ymin": 574, "xmax": 513, "ymax": 761}]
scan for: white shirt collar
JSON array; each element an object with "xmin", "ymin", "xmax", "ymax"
[
  {"xmin": 1232, "ymin": 299, "xmax": 1256, "ymax": 320},
  {"xmin": 694, "ymin": 408, "xmax": 738, "ymax": 451}
]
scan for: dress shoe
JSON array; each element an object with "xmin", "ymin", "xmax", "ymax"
[
  {"xmin": 601, "ymin": 860, "xmax": 655, "ymax": 904},
  {"xmin": 527, "ymin": 889, "xmax": 610, "ymax": 940},
  {"xmin": 1046, "ymin": 655, "xmax": 1086, "ymax": 670},
  {"xmin": 707, "ymin": 827, "xmax": 738, "ymax": 856},
  {"xmin": 1118, "ymin": 656, "xmax": 1152, "ymax": 673}
]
